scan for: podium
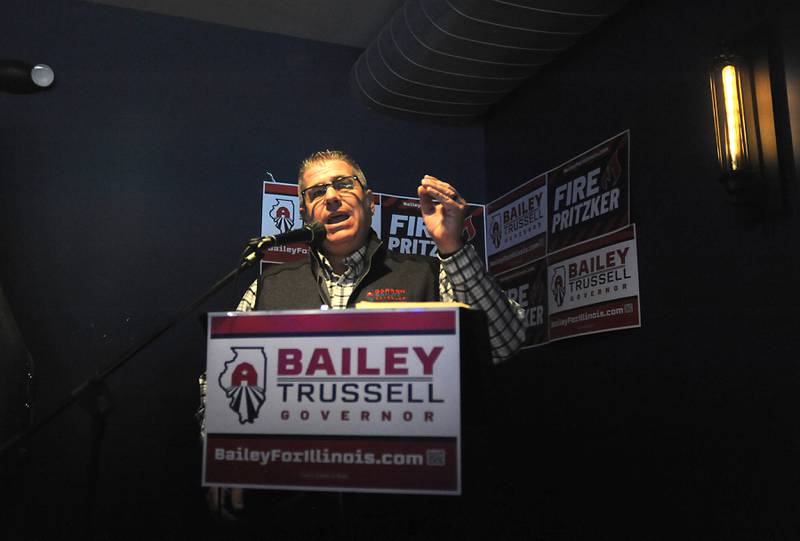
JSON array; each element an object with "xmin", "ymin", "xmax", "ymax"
[{"xmin": 202, "ymin": 306, "xmax": 492, "ymax": 496}]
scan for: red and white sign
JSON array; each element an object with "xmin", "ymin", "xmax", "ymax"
[
  {"xmin": 486, "ymin": 174, "xmax": 547, "ymax": 275},
  {"xmin": 547, "ymin": 225, "xmax": 641, "ymax": 341},
  {"xmin": 203, "ymin": 308, "xmax": 462, "ymax": 494},
  {"xmin": 261, "ymin": 182, "xmax": 311, "ymax": 264}
]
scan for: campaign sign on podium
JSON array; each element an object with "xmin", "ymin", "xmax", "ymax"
[{"xmin": 203, "ymin": 308, "xmax": 462, "ymax": 495}]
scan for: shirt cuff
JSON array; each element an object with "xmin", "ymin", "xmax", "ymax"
[
  {"xmin": 437, "ymin": 245, "xmax": 465, "ymax": 260},
  {"xmin": 439, "ymin": 244, "xmax": 484, "ymax": 287}
]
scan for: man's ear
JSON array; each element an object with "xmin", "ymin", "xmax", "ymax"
[
  {"xmin": 300, "ymin": 203, "xmax": 310, "ymax": 224},
  {"xmin": 366, "ymin": 189, "xmax": 375, "ymax": 216}
]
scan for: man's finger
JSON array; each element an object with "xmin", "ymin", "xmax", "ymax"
[
  {"xmin": 420, "ymin": 185, "xmax": 465, "ymax": 208},
  {"xmin": 421, "ymin": 176, "xmax": 460, "ymax": 197},
  {"xmin": 417, "ymin": 185, "xmax": 437, "ymax": 214}
]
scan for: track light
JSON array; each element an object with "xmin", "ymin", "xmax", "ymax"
[{"xmin": 0, "ymin": 59, "xmax": 55, "ymax": 94}]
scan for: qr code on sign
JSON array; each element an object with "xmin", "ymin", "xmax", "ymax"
[{"xmin": 426, "ymin": 449, "xmax": 446, "ymax": 466}]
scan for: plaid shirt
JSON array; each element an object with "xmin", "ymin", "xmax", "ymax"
[{"xmin": 238, "ymin": 244, "xmax": 526, "ymax": 363}]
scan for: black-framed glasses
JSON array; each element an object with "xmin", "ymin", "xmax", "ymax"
[{"xmin": 301, "ymin": 175, "xmax": 364, "ymax": 204}]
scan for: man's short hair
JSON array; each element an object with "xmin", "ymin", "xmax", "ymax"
[{"xmin": 298, "ymin": 150, "xmax": 368, "ymax": 187}]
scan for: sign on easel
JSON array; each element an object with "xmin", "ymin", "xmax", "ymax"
[{"xmin": 203, "ymin": 308, "xmax": 463, "ymax": 494}]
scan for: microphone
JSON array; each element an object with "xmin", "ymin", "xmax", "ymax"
[{"xmin": 247, "ymin": 221, "xmax": 327, "ymax": 251}]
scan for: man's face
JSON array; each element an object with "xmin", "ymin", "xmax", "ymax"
[{"xmin": 300, "ymin": 159, "xmax": 374, "ymax": 259}]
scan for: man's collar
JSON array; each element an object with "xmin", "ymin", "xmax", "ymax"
[
  {"xmin": 311, "ymin": 228, "xmax": 382, "ymax": 278},
  {"xmin": 316, "ymin": 244, "xmax": 367, "ymax": 278}
]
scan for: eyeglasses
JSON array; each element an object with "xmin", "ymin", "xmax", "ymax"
[{"xmin": 301, "ymin": 175, "xmax": 364, "ymax": 204}]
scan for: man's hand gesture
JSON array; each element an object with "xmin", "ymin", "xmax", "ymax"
[{"xmin": 417, "ymin": 175, "xmax": 467, "ymax": 255}]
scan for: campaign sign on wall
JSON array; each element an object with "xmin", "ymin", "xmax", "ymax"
[
  {"xmin": 203, "ymin": 308, "xmax": 463, "ymax": 494},
  {"xmin": 494, "ymin": 257, "xmax": 549, "ymax": 347},
  {"xmin": 261, "ymin": 182, "xmax": 308, "ymax": 264},
  {"xmin": 485, "ymin": 174, "xmax": 547, "ymax": 275},
  {"xmin": 547, "ymin": 131, "xmax": 630, "ymax": 253},
  {"xmin": 380, "ymin": 195, "xmax": 486, "ymax": 263},
  {"xmin": 547, "ymin": 225, "xmax": 641, "ymax": 341}
]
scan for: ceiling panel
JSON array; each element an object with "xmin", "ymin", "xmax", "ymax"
[{"xmin": 86, "ymin": 0, "xmax": 406, "ymax": 48}]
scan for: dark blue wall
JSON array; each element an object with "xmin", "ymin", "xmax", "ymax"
[
  {"xmin": 3, "ymin": 0, "xmax": 799, "ymax": 539},
  {"xmin": 0, "ymin": 1, "xmax": 483, "ymax": 538},
  {"xmin": 486, "ymin": 0, "xmax": 798, "ymax": 539}
]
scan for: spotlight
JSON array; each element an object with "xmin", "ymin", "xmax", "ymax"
[{"xmin": 0, "ymin": 59, "xmax": 55, "ymax": 94}]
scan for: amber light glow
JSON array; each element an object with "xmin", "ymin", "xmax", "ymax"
[
  {"xmin": 710, "ymin": 56, "xmax": 750, "ymax": 174},
  {"xmin": 721, "ymin": 65, "xmax": 746, "ymax": 170}
]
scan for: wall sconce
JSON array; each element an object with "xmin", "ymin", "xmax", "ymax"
[
  {"xmin": 0, "ymin": 59, "xmax": 55, "ymax": 94},
  {"xmin": 709, "ymin": 52, "xmax": 759, "ymax": 201},
  {"xmin": 708, "ymin": 31, "xmax": 794, "ymax": 216},
  {"xmin": 710, "ymin": 54, "xmax": 749, "ymax": 173}
]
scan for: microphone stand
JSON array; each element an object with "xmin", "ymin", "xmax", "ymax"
[{"xmin": 0, "ymin": 239, "xmax": 279, "ymax": 536}]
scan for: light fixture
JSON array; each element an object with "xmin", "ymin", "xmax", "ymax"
[
  {"xmin": 708, "ymin": 30, "xmax": 794, "ymax": 219},
  {"xmin": 708, "ymin": 48, "xmax": 767, "ymax": 207},
  {"xmin": 0, "ymin": 59, "xmax": 55, "ymax": 94},
  {"xmin": 710, "ymin": 54, "xmax": 750, "ymax": 174}
]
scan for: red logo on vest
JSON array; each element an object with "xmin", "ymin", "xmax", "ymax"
[{"xmin": 365, "ymin": 288, "xmax": 408, "ymax": 302}]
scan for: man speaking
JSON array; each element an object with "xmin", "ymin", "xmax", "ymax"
[
  {"xmin": 237, "ymin": 150, "xmax": 526, "ymax": 363},
  {"xmin": 203, "ymin": 149, "xmax": 527, "ymax": 522}
]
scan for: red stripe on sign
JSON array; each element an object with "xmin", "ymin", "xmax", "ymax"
[
  {"xmin": 211, "ymin": 310, "xmax": 456, "ymax": 336},
  {"xmin": 549, "ymin": 297, "xmax": 640, "ymax": 340},
  {"xmin": 205, "ymin": 435, "xmax": 458, "ymax": 493},
  {"xmin": 264, "ymin": 183, "xmax": 298, "ymax": 195},
  {"xmin": 261, "ymin": 243, "xmax": 310, "ymax": 264},
  {"xmin": 547, "ymin": 224, "xmax": 634, "ymax": 263},
  {"xmin": 488, "ymin": 235, "xmax": 546, "ymax": 275}
]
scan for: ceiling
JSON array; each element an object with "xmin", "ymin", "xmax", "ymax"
[
  {"xmin": 87, "ymin": 0, "xmax": 408, "ymax": 48},
  {"xmin": 86, "ymin": 0, "xmax": 631, "ymax": 120}
]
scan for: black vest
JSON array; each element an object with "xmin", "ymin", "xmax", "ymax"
[{"xmin": 255, "ymin": 234, "xmax": 440, "ymax": 310}]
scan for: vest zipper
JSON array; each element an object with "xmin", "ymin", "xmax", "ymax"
[{"xmin": 348, "ymin": 238, "xmax": 382, "ymax": 306}]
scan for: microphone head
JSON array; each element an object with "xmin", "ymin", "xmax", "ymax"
[{"xmin": 306, "ymin": 221, "xmax": 327, "ymax": 248}]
